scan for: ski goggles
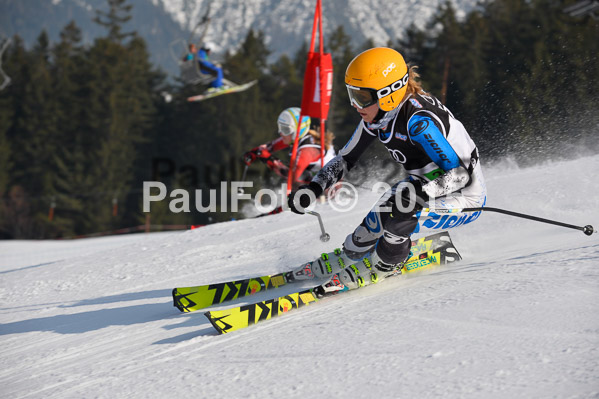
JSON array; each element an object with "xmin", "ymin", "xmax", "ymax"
[
  {"xmin": 278, "ymin": 122, "xmax": 295, "ymax": 136},
  {"xmin": 346, "ymin": 72, "xmax": 410, "ymax": 109},
  {"xmin": 346, "ymin": 85, "xmax": 378, "ymax": 109}
]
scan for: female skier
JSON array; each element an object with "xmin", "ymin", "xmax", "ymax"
[
  {"xmin": 288, "ymin": 47, "xmax": 487, "ymax": 289},
  {"xmin": 244, "ymin": 107, "xmax": 336, "ymax": 186}
]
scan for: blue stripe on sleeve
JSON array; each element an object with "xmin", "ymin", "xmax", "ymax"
[{"xmin": 408, "ymin": 114, "xmax": 460, "ymax": 170}]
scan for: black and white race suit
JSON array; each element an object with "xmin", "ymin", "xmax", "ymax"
[{"xmin": 311, "ymin": 92, "xmax": 487, "ymax": 265}]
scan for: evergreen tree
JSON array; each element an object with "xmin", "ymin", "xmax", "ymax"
[
  {"xmin": 0, "ymin": 37, "xmax": 24, "ymax": 237},
  {"xmin": 59, "ymin": 0, "xmax": 160, "ymax": 233},
  {"xmin": 511, "ymin": 0, "xmax": 599, "ymax": 157},
  {"xmin": 6, "ymin": 31, "xmax": 60, "ymax": 237},
  {"xmin": 221, "ymin": 29, "xmax": 273, "ymax": 170},
  {"xmin": 93, "ymin": 0, "xmax": 134, "ymax": 43},
  {"xmin": 82, "ymin": 35, "xmax": 158, "ymax": 232},
  {"xmin": 326, "ymin": 26, "xmax": 358, "ymax": 144},
  {"xmin": 2, "ymin": 0, "xmax": 597, "ymax": 238},
  {"xmin": 0, "ymin": 37, "xmax": 14, "ymax": 198},
  {"xmin": 49, "ymin": 21, "xmax": 89, "ymax": 235}
]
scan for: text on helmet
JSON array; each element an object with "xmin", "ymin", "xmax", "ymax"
[
  {"xmin": 382, "ymin": 63, "xmax": 397, "ymax": 77},
  {"xmin": 377, "ymin": 72, "xmax": 409, "ymax": 99}
]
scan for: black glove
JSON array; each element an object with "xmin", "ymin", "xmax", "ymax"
[
  {"xmin": 398, "ymin": 180, "xmax": 429, "ymax": 213},
  {"xmin": 288, "ymin": 182, "xmax": 323, "ymax": 214}
]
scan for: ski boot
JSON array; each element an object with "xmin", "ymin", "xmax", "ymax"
[
  {"xmin": 337, "ymin": 250, "xmax": 407, "ymax": 290},
  {"xmin": 288, "ymin": 248, "xmax": 359, "ymax": 283}
]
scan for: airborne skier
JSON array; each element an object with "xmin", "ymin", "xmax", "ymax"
[{"xmin": 288, "ymin": 47, "xmax": 487, "ymax": 289}]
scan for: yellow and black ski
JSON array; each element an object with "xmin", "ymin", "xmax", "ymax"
[
  {"xmin": 172, "ymin": 273, "xmax": 292, "ymax": 313},
  {"xmin": 172, "ymin": 247, "xmax": 346, "ymax": 313},
  {"xmin": 204, "ymin": 238, "xmax": 461, "ymax": 334},
  {"xmin": 173, "ymin": 231, "xmax": 459, "ymax": 314}
]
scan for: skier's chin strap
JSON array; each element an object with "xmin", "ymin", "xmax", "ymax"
[{"xmin": 366, "ymin": 106, "xmax": 400, "ymax": 130}]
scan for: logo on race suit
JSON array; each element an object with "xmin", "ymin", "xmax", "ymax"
[
  {"xmin": 365, "ymin": 211, "xmax": 382, "ymax": 233},
  {"xmin": 419, "ymin": 210, "xmax": 482, "ymax": 231},
  {"xmin": 395, "ymin": 132, "xmax": 408, "ymax": 141},
  {"xmin": 410, "ymin": 98, "xmax": 423, "ymax": 108},
  {"xmin": 424, "ymin": 168, "xmax": 445, "ymax": 181},
  {"xmin": 409, "ymin": 119, "xmax": 429, "ymax": 137},
  {"xmin": 387, "ymin": 148, "xmax": 407, "ymax": 163},
  {"xmin": 380, "ymin": 130, "xmax": 392, "ymax": 141},
  {"xmin": 424, "ymin": 133, "xmax": 451, "ymax": 163},
  {"xmin": 382, "ymin": 62, "xmax": 396, "ymax": 77}
]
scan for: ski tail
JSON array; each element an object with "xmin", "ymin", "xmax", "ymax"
[
  {"xmin": 172, "ymin": 254, "xmax": 337, "ymax": 313},
  {"xmin": 172, "ymin": 273, "xmax": 289, "ymax": 313},
  {"xmin": 404, "ymin": 231, "xmax": 461, "ymax": 273}
]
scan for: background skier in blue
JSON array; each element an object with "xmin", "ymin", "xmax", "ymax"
[{"xmin": 185, "ymin": 42, "xmax": 224, "ymax": 91}]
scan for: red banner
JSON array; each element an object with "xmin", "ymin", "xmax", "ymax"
[
  {"xmin": 301, "ymin": 52, "xmax": 333, "ymax": 119},
  {"xmin": 287, "ymin": 0, "xmax": 333, "ymax": 192}
]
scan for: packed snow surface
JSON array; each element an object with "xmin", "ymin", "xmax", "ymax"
[{"xmin": 1, "ymin": 155, "xmax": 598, "ymax": 398}]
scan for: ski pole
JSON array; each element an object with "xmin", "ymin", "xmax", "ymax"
[
  {"xmin": 419, "ymin": 206, "xmax": 595, "ymax": 236},
  {"xmin": 307, "ymin": 210, "xmax": 330, "ymax": 242},
  {"xmin": 237, "ymin": 165, "xmax": 249, "ymax": 194}
]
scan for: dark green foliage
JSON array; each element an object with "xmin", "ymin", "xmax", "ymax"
[
  {"xmin": 399, "ymin": 0, "xmax": 598, "ymax": 161},
  {"xmin": 94, "ymin": 0, "xmax": 135, "ymax": 42},
  {"xmin": 0, "ymin": 0, "xmax": 596, "ymax": 238}
]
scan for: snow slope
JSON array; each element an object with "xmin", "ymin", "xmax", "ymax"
[{"xmin": 1, "ymin": 155, "xmax": 598, "ymax": 398}]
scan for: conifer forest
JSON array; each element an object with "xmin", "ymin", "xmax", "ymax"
[{"xmin": 0, "ymin": 0, "xmax": 597, "ymax": 238}]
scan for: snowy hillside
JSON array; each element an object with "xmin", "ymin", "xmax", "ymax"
[
  {"xmin": 158, "ymin": 0, "xmax": 479, "ymax": 60},
  {"xmin": 1, "ymin": 154, "xmax": 598, "ymax": 398},
  {"xmin": 1, "ymin": 0, "xmax": 478, "ymax": 76}
]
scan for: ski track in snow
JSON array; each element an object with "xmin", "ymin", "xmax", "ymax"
[{"xmin": 1, "ymin": 155, "xmax": 598, "ymax": 398}]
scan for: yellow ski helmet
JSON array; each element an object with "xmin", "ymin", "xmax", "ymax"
[{"xmin": 345, "ymin": 47, "xmax": 409, "ymax": 112}]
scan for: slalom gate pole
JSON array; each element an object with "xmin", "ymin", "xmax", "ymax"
[{"xmin": 419, "ymin": 206, "xmax": 595, "ymax": 236}]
